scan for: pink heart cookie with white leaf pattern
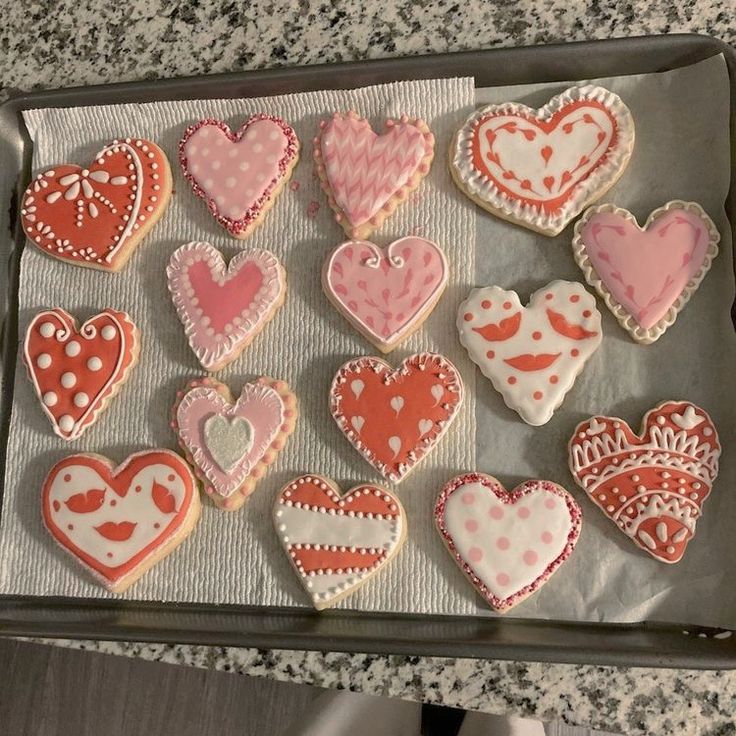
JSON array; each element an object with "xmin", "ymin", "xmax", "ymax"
[
  {"xmin": 322, "ymin": 236, "xmax": 448, "ymax": 353},
  {"xmin": 435, "ymin": 472, "xmax": 582, "ymax": 612}
]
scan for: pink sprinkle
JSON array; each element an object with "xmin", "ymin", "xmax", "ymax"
[
  {"xmin": 541, "ymin": 531, "xmax": 554, "ymax": 544},
  {"xmin": 496, "ymin": 536, "xmax": 510, "ymax": 551},
  {"xmin": 496, "ymin": 572, "xmax": 510, "ymax": 586},
  {"xmin": 461, "ymin": 492, "xmax": 475, "ymax": 505},
  {"xmin": 517, "ymin": 507, "xmax": 530, "ymax": 519},
  {"xmin": 307, "ymin": 200, "xmax": 320, "ymax": 218},
  {"xmin": 489, "ymin": 506, "xmax": 504, "ymax": 520},
  {"xmin": 523, "ymin": 550, "xmax": 538, "ymax": 566},
  {"xmin": 464, "ymin": 519, "xmax": 479, "ymax": 533},
  {"xmin": 468, "ymin": 546, "xmax": 483, "ymax": 562},
  {"xmin": 544, "ymin": 498, "xmax": 556, "ymax": 510}
]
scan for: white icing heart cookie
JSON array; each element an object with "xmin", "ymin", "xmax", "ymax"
[
  {"xmin": 458, "ymin": 280, "xmax": 602, "ymax": 425},
  {"xmin": 435, "ymin": 472, "xmax": 582, "ymax": 612},
  {"xmin": 172, "ymin": 376, "xmax": 298, "ymax": 511},
  {"xmin": 450, "ymin": 85, "xmax": 635, "ymax": 235}
]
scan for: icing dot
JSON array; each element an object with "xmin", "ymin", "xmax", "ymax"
[
  {"xmin": 135, "ymin": 485, "xmax": 141, "ymax": 493},
  {"xmin": 42, "ymin": 391, "xmax": 58, "ymax": 407},
  {"xmin": 496, "ymin": 536, "xmax": 510, "ymax": 550},
  {"xmin": 167, "ymin": 474, "xmax": 175, "ymax": 482},
  {"xmin": 496, "ymin": 573, "xmax": 510, "ymax": 586},
  {"xmin": 211, "ymin": 160, "xmax": 221, "ymax": 170},
  {"xmin": 73, "ymin": 392, "xmax": 90, "ymax": 408},
  {"xmin": 65, "ymin": 340, "xmax": 81, "ymax": 357},
  {"xmin": 39, "ymin": 322, "xmax": 55, "ymax": 337},
  {"xmin": 464, "ymin": 519, "xmax": 478, "ymax": 533},
  {"xmin": 59, "ymin": 415, "xmax": 74, "ymax": 432},
  {"xmin": 468, "ymin": 547, "xmax": 483, "ymax": 563},
  {"xmin": 517, "ymin": 507, "xmax": 530, "ymax": 519},
  {"xmin": 67, "ymin": 524, "xmax": 74, "ymax": 531},
  {"xmin": 87, "ymin": 356, "xmax": 103, "ymax": 371},
  {"xmin": 36, "ymin": 353, "xmax": 52, "ymax": 369},
  {"xmin": 503, "ymin": 301, "xmax": 511, "ymax": 310},
  {"xmin": 63, "ymin": 474, "xmax": 71, "ymax": 483},
  {"xmin": 489, "ymin": 506, "xmax": 504, "ymax": 520},
  {"xmin": 481, "ymin": 300, "xmax": 492, "ymax": 309},
  {"xmin": 239, "ymin": 161, "xmax": 250, "ymax": 172},
  {"xmin": 246, "ymin": 129, "xmax": 257, "ymax": 140},
  {"xmin": 532, "ymin": 331, "xmax": 542, "ymax": 340},
  {"xmin": 225, "ymin": 177, "xmax": 236, "ymax": 188},
  {"xmin": 61, "ymin": 372, "xmax": 76, "ymax": 388},
  {"xmin": 110, "ymin": 499, "xmax": 116, "ymax": 507},
  {"xmin": 154, "ymin": 522, "xmax": 160, "ymax": 529},
  {"xmin": 541, "ymin": 531, "xmax": 554, "ymax": 544},
  {"xmin": 101, "ymin": 326, "xmax": 116, "ymax": 340},
  {"xmin": 269, "ymin": 130, "xmax": 280, "ymax": 140},
  {"xmin": 461, "ymin": 492, "xmax": 475, "ymax": 505},
  {"xmin": 583, "ymin": 310, "xmax": 592, "ymax": 318},
  {"xmin": 463, "ymin": 312, "xmax": 473, "ymax": 322},
  {"xmin": 523, "ymin": 550, "xmax": 538, "ymax": 566},
  {"xmin": 571, "ymin": 348, "xmax": 579, "ymax": 357},
  {"xmin": 486, "ymin": 350, "xmax": 495, "ymax": 359},
  {"xmin": 508, "ymin": 376, "xmax": 517, "ymax": 385},
  {"xmin": 533, "ymin": 391, "xmax": 543, "ymax": 400},
  {"xmin": 544, "ymin": 498, "xmax": 556, "ymax": 510},
  {"xmin": 253, "ymin": 143, "xmax": 263, "ymax": 153},
  {"xmin": 569, "ymin": 294, "xmax": 580, "ymax": 303}
]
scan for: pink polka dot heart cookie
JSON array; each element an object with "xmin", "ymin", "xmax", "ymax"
[
  {"xmin": 435, "ymin": 472, "xmax": 582, "ymax": 612},
  {"xmin": 179, "ymin": 115, "xmax": 299, "ymax": 239}
]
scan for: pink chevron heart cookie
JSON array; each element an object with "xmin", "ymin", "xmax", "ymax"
[
  {"xmin": 457, "ymin": 280, "xmax": 602, "ymax": 426},
  {"xmin": 450, "ymin": 85, "xmax": 635, "ymax": 235},
  {"xmin": 167, "ymin": 242, "xmax": 286, "ymax": 372},
  {"xmin": 179, "ymin": 116, "xmax": 299, "ymax": 239},
  {"xmin": 435, "ymin": 472, "xmax": 582, "ymax": 612},
  {"xmin": 322, "ymin": 236, "xmax": 448, "ymax": 353},
  {"xmin": 274, "ymin": 474, "xmax": 407, "ymax": 609},
  {"xmin": 314, "ymin": 111, "xmax": 434, "ymax": 239},
  {"xmin": 172, "ymin": 376, "xmax": 298, "ymax": 511},
  {"xmin": 568, "ymin": 401, "xmax": 721, "ymax": 563},
  {"xmin": 572, "ymin": 201, "xmax": 720, "ymax": 344}
]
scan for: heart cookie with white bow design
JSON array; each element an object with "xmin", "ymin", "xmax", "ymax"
[
  {"xmin": 450, "ymin": 85, "xmax": 635, "ymax": 235},
  {"xmin": 435, "ymin": 472, "xmax": 582, "ymax": 612}
]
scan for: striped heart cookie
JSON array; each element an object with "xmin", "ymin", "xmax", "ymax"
[{"xmin": 274, "ymin": 474, "xmax": 406, "ymax": 610}]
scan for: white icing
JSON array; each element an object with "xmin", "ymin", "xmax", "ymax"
[
  {"xmin": 389, "ymin": 396, "xmax": 404, "ymax": 415},
  {"xmin": 60, "ymin": 372, "xmax": 77, "ymax": 388},
  {"xmin": 203, "ymin": 414, "xmax": 253, "ymax": 473},
  {"xmin": 43, "ymin": 391, "xmax": 57, "ymax": 407},
  {"xmin": 418, "ymin": 418, "xmax": 433, "ymax": 435},
  {"xmin": 40, "ymin": 322, "xmax": 55, "ymax": 338},
  {"xmin": 101, "ymin": 326, "xmax": 116, "ymax": 341},
  {"xmin": 87, "ymin": 356, "xmax": 103, "ymax": 371},
  {"xmin": 59, "ymin": 415, "xmax": 74, "ymax": 432},
  {"xmin": 64, "ymin": 340, "xmax": 81, "ymax": 357},
  {"xmin": 351, "ymin": 380, "xmax": 364, "ymax": 399},
  {"xmin": 36, "ymin": 353, "xmax": 52, "ymax": 369},
  {"xmin": 74, "ymin": 392, "xmax": 90, "ymax": 408},
  {"xmin": 671, "ymin": 406, "xmax": 705, "ymax": 430},
  {"xmin": 388, "ymin": 436, "xmax": 401, "ymax": 457}
]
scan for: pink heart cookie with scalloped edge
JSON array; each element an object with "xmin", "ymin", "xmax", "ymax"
[
  {"xmin": 322, "ymin": 236, "xmax": 448, "ymax": 353},
  {"xmin": 573, "ymin": 201, "xmax": 720, "ymax": 344},
  {"xmin": 167, "ymin": 242, "xmax": 286, "ymax": 372},
  {"xmin": 435, "ymin": 472, "xmax": 582, "ymax": 612},
  {"xmin": 179, "ymin": 116, "xmax": 299, "ymax": 239}
]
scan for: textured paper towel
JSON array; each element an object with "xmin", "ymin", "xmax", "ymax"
[{"xmin": 0, "ymin": 77, "xmax": 480, "ymax": 613}]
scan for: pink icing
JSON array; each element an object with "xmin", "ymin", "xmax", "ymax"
[
  {"xmin": 324, "ymin": 237, "xmax": 447, "ymax": 348},
  {"xmin": 581, "ymin": 208, "xmax": 713, "ymax": 330}
]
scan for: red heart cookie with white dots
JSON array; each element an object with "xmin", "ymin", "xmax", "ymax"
[
  {"xmin": 435, "ymin": 472, "xmax": 582, "ymax": 612},
  {"xmin": 20, "ymin": 137, "xmax": 172, "ymax": 271}
]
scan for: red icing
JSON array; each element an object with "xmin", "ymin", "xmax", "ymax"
[
  {"xmin": 95, "ymin": 521, "xmax": 137, "ymax": 542},
  {"xmin": 547, "ymin": 309, "xmax": 598, "ymax": 340},
  {"xmin": 504, "ymin": 353, "xmax": 560, "ymax": 371},
  {"xmin": 471, "ymin": 312, "xmax": 521, "ymax": 341},
  {"xmin": 64, "ymin": 489, "xmax": 106, "ymax": 514},
  {"xmin": 152, "ymin": 481, "xmax": 177, "ymax": 514}
]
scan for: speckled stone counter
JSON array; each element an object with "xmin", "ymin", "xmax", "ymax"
[{"xmin": 4, "ymin": 2, "xmax": 735, "ymax": 735}]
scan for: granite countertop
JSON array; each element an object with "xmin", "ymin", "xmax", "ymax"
[{"xmin": 4, "ymin": 2, "xmax": 736, "ymax": 735}]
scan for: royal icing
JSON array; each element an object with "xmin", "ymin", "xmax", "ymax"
[
  {"xmin": 274, "ymin": 474, "xmax": 406, "ymax": 609},
  {"xmin": 314, "ymin": 112, "xmax": 435, "ymax": 238},
  {"xmin": 20, "ymin": 138, "xmax": 170, "ymax": 270},
  {"xmin": 322, "ymin": 236, "xmax": 448, "ymax": 353},
  {"xmin": 435, "ymin": 472, "xmax": 581, "ymax": 612},
  {"xmin": 24, "ymin": 308, "xmax": 139, "ymax": 440},
  {"xmin": 179, "ymin": 115, "xmax": 299, "ymax": 238},
  {"xmin": 451, "ymin": 85, "xmax": 635, "ymax": 235},
  {"xmin": 42, "ymin": 449, "xmax": 200, "ymax": 591},
  {"xmin": 572, "ymin": 201, "xmax": 720, "ymax": 344},
  {"xmin": 458, "ymin": 280, "xmax": 602, "ymax": 426},
  {"xmin": 172, "ymin": 377, "xmax": 297, "ymax": 510},
  {"xmin": 167, "ymin": 242, "xmax": 286, "ymax": 372},
  {"xmin": 330, "ymin": 352, "xmax": 463, "ymax": 483},
  {"xmin": 569, "ymin": 401, "xmax": 720, "ymax": 564}
]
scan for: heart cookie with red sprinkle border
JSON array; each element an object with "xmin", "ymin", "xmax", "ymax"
[
  {"xmin": 450, "ymin": 85, "xmax": 635, "ymax": 235},
  {"xmin": 24, "ymin": 308, "xmax": 140, "ymax": 440},
  {"xmin": 435, "ymin": 472, "xmax": 582, "ymax": 612},
  {"xmin": 568, "ymin": 401, "xmax": 721, "ymax": 563},
  {"xmin": 21, "ymin": 137, "xmax": 172, "ymax": 271},
  {"xmin": 274, "ymin": 474, "xmax": 406, "ymax": 609},
  {"xmin": 179, "ymin": 115, "xmax": 299, "ymax": 239},
  {"xmin": 329, "ymin": 352, "xmax": 463, "ymax": 483},
  {"xmin": 458, "ymin": 280, "xmax": 602, "ymax": 426},
  {"xmin": 42, "ymin": 449, "xmax": 200, "ymax": 592}
]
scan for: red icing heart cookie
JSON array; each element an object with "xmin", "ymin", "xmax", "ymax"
[
  {"xmin": 435, "ymin": 473, "xmax": 582, "ymax": 612},
  {"xmin": 451, "ymin": 85, "xmax": 635, "ymax": 235},
  {"xmin": 21, "ymin": 137, "xmax": 172, "ymax": 271},
  {"xmin": 42, "ymin": 449, "xmax": 200, "ymax": 592},
  {"xmin": 568, "ymin": 401, "xmax": 721, "ymax": 563},
  {"xmin": 329, "ymin": 352, "xmax": 463, "ymax": 483},
  {"xmin": 23, "ymin": 308, "xmax": 140, "ymax": 440},
  {"xmin": 274, "ymin": 474, "xmax": 407, "ymax": 609},
  {"xmin": 179, "ymin": 116, "xmax": 299, "ymax": 239}
]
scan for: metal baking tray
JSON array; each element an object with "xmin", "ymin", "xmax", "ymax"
[{"xmin": 0, "ymin": 34, "xmax": 734, "ymax": 669}]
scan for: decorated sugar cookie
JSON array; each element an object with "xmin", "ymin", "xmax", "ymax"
[
  {"xmin": 23, "ymin": 308, "xmax": 140, "ymax": 440},
  {"xmin": 458, "ymin": 280, "xmax": 601, "ymax": 426},
  {"xmin": 42, "ymin": 448, "xmax": 200, "ymax": 592},
  {"xmin": 314, "ymin": 111, "xmax": 434, "ymax": 239},
  {"xmin": 274, "ymin": 474, "xmax": 407, "ymax": 609},
  {"xmin": 330, "ymin": 352, "xmax": 463, "ymax": 483},
  {"xmin": 435, "ymin": 472, "xmax": 581, "ymax": 612},
  {"xmin": 322, "ymin": 236, "xmax": 448, "ymax": 353},
  {"xmin": 179, "ymin": 115, "xmax": 299, "ymax": 239},
  {"xmin": 569, "ymin": 401, "xmax": 720, "ymax": 563},
  {"xmin": 572, "ymin": 201, "xmax": 720, "ymax": 344},
  {"xmin": 172, "ymin": 376, "xmax": 298, "ymax": 511},
  {"xmin": 450, "ymin": 85, "xmax": 635, "ymax": 235},
  {"xmin": 167, "ymin": 242, "xmax": 286, "ymax": 372},
  {"xmin": 20, "ymin": 137, "xmax": 172, "ymax": 271}
]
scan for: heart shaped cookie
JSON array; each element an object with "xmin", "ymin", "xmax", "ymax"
[
  {"xmin": 435, "ymin": 473, "xmax": 581, "ymax": 612},
  {"xmin": 274, "ymin": 474, "xmax": 406, "ymax": 609},
  {"xmin": 569, "ymin": 401, "xmax": 721, "ymax": 563},
  {"xmin": 42, "ymin": 449, "xmax": 200, "ymax": 592},
  {"xmin": 458, "ymin": 280, "xmax": 602, "ymax": 426},
  {"xmin": 173, "ymin": 376, "xmax": 298, "ymax": 511},
  {"xmin": 450, "ymin": 85, "xmax": 635, "ymax": 235},
  {"xmin": 314, "ymin": 111, "xmax": 434, "ymax": 239},
  {"xmin": 330, "ymin": 352, "xmax": 463, "ymax": 483},
  {"xmin": 572, "ymin": 201, "xmax": 720, "ymax": 344},
  {"xmin": 21, "ymin": 137, "xmax": 172, "ymax": 270},
  {"xmin": 179, "ymin": 115, "xmax": 299, "ymax": 238},
  {"xmin": 23, "ymin": 308, "xmax": 140, "ymax": 440},
  {"xmin": 322, "ymin": 236, "xmax": 448, "ymax": 353},
  {"xmin": 167, "ymin": 242, "xmax": 286, "ymax": 372}
]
